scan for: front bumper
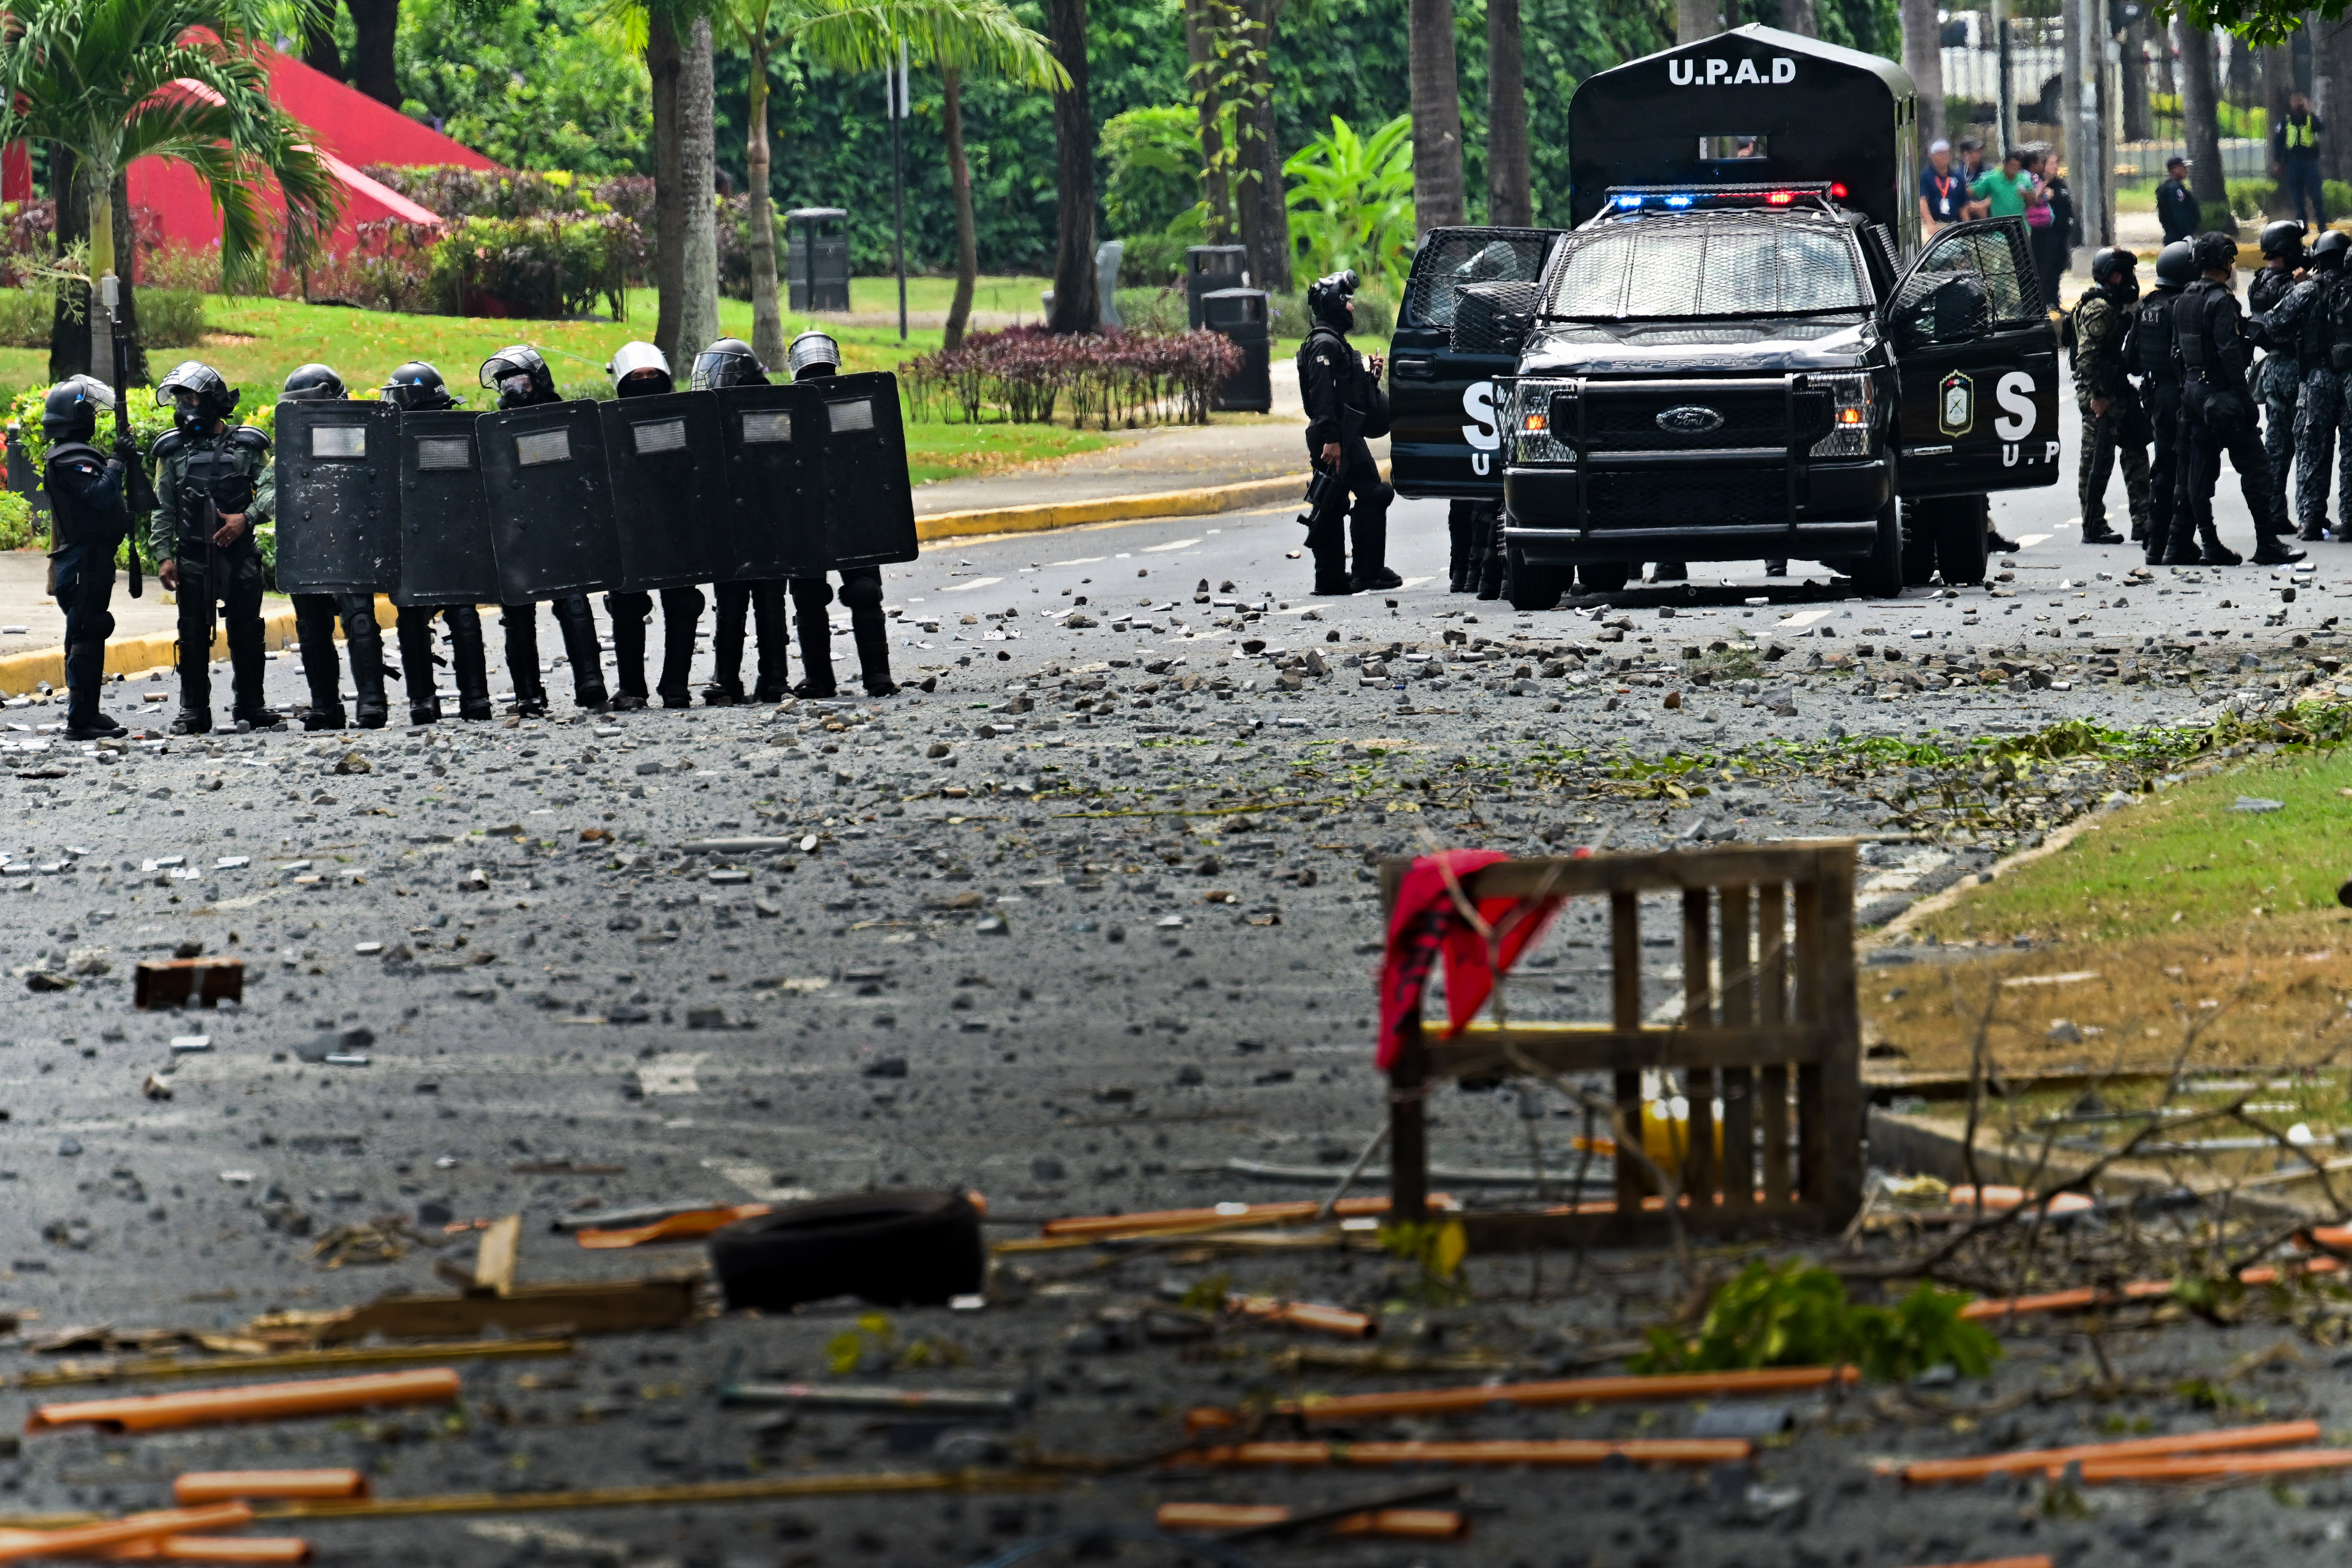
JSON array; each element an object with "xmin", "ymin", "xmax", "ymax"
[{"xmin": 1504, "ymin": 456, "xmax": 1889, "ymax": 564}]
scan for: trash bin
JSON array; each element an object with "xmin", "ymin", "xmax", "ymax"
[
  {"xmin": 785, "ymin": 208, "xmax": 852, "ymax": 312},
  {"xmin": 1201, "ymin": 286, "xmax": 1271, "ymax": 414},
  {"xmin": 1185, "ymin": 245, "xmax": 1248, "ymax": 330}
]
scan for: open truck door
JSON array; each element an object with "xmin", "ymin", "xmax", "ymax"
[
  {"xmin": 1886, "ymin": 216, "xmax": 2060, "ymax": 498},
  {"xmin": 1386, "ymin": 227, "xmax": 1560, "ymax": 501}
]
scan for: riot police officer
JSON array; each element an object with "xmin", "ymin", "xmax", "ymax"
[
  {"xmin": 2256, "ymin": 228, "xmax": 2352, "ymax": 541},
  {"xmin": 277, "ymin": 364, "xmax": 390, "ymax": 730},
  {"xmin": 41, "ymin": 375, "xmax": 137, "ymax": 740},
  {"xmin": 2250, "ymin": 218, "xmax": 2308, "ymax": 529},
  {"xmin": 785, "ymin": 331, "xmax": 897, "ymax": 698},
  {"xmin": 150, "ymin": 360, "xmax": 282, "ymax": 733},
  {"xmin": 2174, "ymin": 231, "xmax": 2305, "ymax": 568},
  {"xmin": 690, "ymin": 337, "xmax": 790, "ymax": 703},
  {"xmin": 479, "ymin": 346, "xmax": 609, "ymax": 715},
  {"xmin": 600, "ymin": 343, "xmax": 706, "ymax": 709},
  {"xmin": 2139, "ymin": 240, "xmax": 2196, "ymax": 566},
  {"xmin": 2072, "ymin": 248, "xmax": 2149, "ymax": 546},
  {"xmin": 382, "ymin": 361, "xmax": 493, "ymax": 724},
  {"xmin": 1295, "ymin": 270, "xmax": 1399, "ymax": 595}
]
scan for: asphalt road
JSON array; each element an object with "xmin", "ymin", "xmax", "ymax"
[{"xmin": 0, "ymin": 389, "xmax": 2342, "ymax": 1566}]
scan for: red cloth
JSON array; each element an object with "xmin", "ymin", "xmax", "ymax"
[{"xmin": 1377, "ymin": 850, "xmax": 1565, "ymax": 1069}]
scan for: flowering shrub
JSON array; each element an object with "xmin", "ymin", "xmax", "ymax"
[
  {"xmin": 363, "ymin": 166, "xmax": 654, "ymax": 287},
  {"xmin": 902, "ymin": 327, "xmax": 1242, "ymax": 430}
]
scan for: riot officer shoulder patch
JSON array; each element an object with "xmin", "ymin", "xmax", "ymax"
[{"xmin": 231, "ymin": 425, "xmax": 271, "ymax": 454}]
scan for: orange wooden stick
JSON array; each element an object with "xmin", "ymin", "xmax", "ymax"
[
  {"xmin": 0, "ymin": 1504, "xmax": 254, "ymax": 1563},
  {"xmin": 173, "ymin": 1472, "xmax": 370, "ymax": 1506},
  {"xmin": 1898, "ymin": 1421, "xmax": 2323, "ymax": 1485},
  {"xmin": 1043, "ymin": 1197, "xmax": 1399, "ymax": 1239},
  {"xmin": 1183, "ymin": 1364, "xmax": 1856, "ymax": 1431},
  {"xmin": 95, "ymin": 1538, "xmax": 315, "ymax": 1563},
  {"xmin": 2078, "ymin": 1448, "xmax": 2352, "ymax": 1483},
  {"xmin": 28, "ymin": 1370, "xmax": 461, "ymax": 1435},
  {"xmin": 1155, "ymin": 1503, "xmax": 1468, "ymax": 1539},
  {"xmin": 1225, "ymin": 1295, "xmax": 1378, "ymax": 1340},
  {"xmin": 574, "ymin": 1205, "xmax": 769, "ymax": 1249},
  {"xmin": 1172, "ymin": 1438, "xmax": 1752, "ymax": 1467},
  {"xmin": 1959, "ymin": 1280, "xmax": 2177, "ymax": 1320}
]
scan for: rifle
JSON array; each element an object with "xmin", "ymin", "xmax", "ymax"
[{"xmin": 100, "ymin": 275, "xmax": 141, "ymax": 599}]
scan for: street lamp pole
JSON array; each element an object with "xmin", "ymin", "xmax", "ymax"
[{"xmin": 891, "ymin": 37, "xmax": 909, "ymax": 345}]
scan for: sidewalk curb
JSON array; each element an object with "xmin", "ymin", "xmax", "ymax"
[
  {"xmin": 911, "ymin": 461, "xmax": 1390, "ymax": 544},
  {"xmin": 0, "ymin": 593, "xmax": 397, "ymax": 702}
]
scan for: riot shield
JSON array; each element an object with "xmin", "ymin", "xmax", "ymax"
[
  {"xmin": 474, "ymin": 401, "xmax": 624, "ymax": 600},
  {"xmin": 273, "ymin": 399, "xmax": 401, "ymax": 595},
  {"xmin": 395, "ymin": 410, "xmax": 499, "ymax": 606},
  {"xmin": 597, "ymin": 390, "xmax": 727, "ymax": 591},
  {"xmin": 712, "ymin": 382, "xmax": 826, "ymax": 581},
  {"xmin": 810, "ymin": 372, "xmax": 919, "ymax": 572}
]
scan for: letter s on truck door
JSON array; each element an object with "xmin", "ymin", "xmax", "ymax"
[{"xmin": 1883, "ymin": 216, "xmax": 2060, "ymax": 499}]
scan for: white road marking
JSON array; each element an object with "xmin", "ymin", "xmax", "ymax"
[
  {"xmin": 1777, "ymin": 609, "xmax": 1832, "ymax": 628},
  {"xmin": 1051, "ymin": 557, "xmax": 1103, "ymax": 565},
  {"xmin": 940, "ymin": 576, "xmax": 1003, "ymax": 592},
  {"xmin": 634, "ymin": 1052, "xmax": 706, "ymax": 1095},
  {"xmin": 1398, "ymin": 575, "xmax": 1436, "ymax": 589},
  {"xmin": 2014, "ymin": 533, "xmax": 2052, "ymax": 548},
  {"xmin": 1142, "ymin": 537, "xmax": 1201, "ymax": 552}
]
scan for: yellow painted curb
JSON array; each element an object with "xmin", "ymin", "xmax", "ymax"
[
  {"xmin": 910, "ymin": 461, "xmax": 1390, "ymax": 544},
  {"xmin": 0, "ymin": 593, "xmax": 398, "ymax": 701}
]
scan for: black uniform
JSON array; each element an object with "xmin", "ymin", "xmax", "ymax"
[
  {"xmin": 381, "ymin": 363, "xmax": 493, "ymax": 726},
  {"xmin": 2251, "ymin": 265, "xmax": 2344, "ymax": 541},
  {"xmin": 43, "ymin": 432, "xmax": 134, "ymax": 737},
  {"xmin": 2070, "ymin": 275, "xmax": 2149, "ymax": 544},
  {"xmin": 2135, "ymin": 280, "xmax": 2189, "ymax": 565},
  {"xmin": 2175, "ymin": 275, "xmax": 2297, "ymax": 566},
  {"xmin": 783, "ymin": 335, "xmax": 894, "ymax": 700},
  {"xmin": 1296, "ymin": 317, "xmax": 1396, "ymax": 594},
  {"xmin": 2250, "ymin": 261, "xmax": 2301, "ymax": 529}
]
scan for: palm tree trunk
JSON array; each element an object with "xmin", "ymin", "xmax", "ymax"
[
  {"xmin": 47, "ymin": 149, "xmax": 87, "ymax": 383},
  {"xmin": 943, "ymin": 66, "xmax": 979, "ymax": 351},
  {"xmin": 110, "ymin": 174, "xmax": 147, "ymax": 386},
  {"xmin": 1183, "ymin": 0, "xmax": 1231, "ymax": 244},
  {"xmin": 2178, "ymin": 21, "xmax": 2229, "ymax": 216},
  {"xmin": 648, "ymin": 10, "xmax": 685, "ymax": 361},
  {"xmin": 677, "ymin": 15, "xmax": 723, "ymax": 356},
  {"xmin": 2121, "ymin": 14, "xmax": 2153, "ymax": 145},
  {"xmin": 1485, "ymin": 0, "xmax": 1529, "ymax": 226},
  {"xmin": 1245, "ymin": 0, "xmax": 1288, "ymax": 289},
  {"xmin": 746, "ymin": 40, "xmax": 787, "ymax": 368},
  {"xmin": 301, "ymin": 3, "xmax": 344, "ymax": 79},
  {"xmin": 1407, "ymin": 0, "xmax": 1465, "ymax": 231},
  {"xmin": 1676, "ymin": 0, "xmax": 1719, "ymax": 42},
  {"xmin": 1046, "ymin": 0, "xmax": 1099, "ymax": 333},
  {"xmin": 1780, "ymin": 0, "xmax": 1816, "ymax": 34},
  {"xmin": 345, "ymin": 0, "xmax": 401, "ymax": 106},
  {"xmin": 1901, "ymin": 0, "xmax": 1944, "ymax": 148}
]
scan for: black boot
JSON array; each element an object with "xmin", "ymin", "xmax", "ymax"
[
  {"xmin": 552, "ymin": 596, "xmax": 608, "ymax": 711},
  {"xmin": 503, "ymin": 604, "xmax": 548, "ymax": 716},
  {"xmin": 1446, "ymin": 501, "xmax": 1473, "ymax": 593},
  {"xmin": 851, "ymin": 607, "xmax": 897, "ymax": 697},
  {"xmin": 705, "ymin": 584, "xmax": 748, "ymax": 705},
  {"xmin": 751, "ymin": 584, "xmax": 791, "ymax": 702},
  {"xmin": 397, "ymin": 612, "xmax": 441, "ymax": 726},
  {"xmin": 1349, "ymin": 504, "xmax": 1403, "ymax": 593},
  {"xmin": 2198, "ymin": 525, "xmax": 2243, "ymax": 567},
  {"xmin": 658, "ymin": 587, "xmax": 704, "ymax": 708},
  {"xmin": 1311, "ymin": 546, "xmax": 1355, "ymax": 595},
  {"xmin": 2082, "ymin": 522, "xmax": 2125, "ymax": 545},
  {"xmin": 229, "ymin": 614, "xmax": 280, "ymax": 730},
  {"xmin": 606, "ymin": 593, "xmax": 650, "ymax": 711},
  {"xmin": 1652, "ymin": 561, "xmax": 1689, "ymax": 581},
  {"xmin": 450, "ymin": 609, "xmax": 494, "ymax": 721},
  {"xmin": 298, "ymin": 619, "xmax": 344, "ymax": 730},
  {"xmin": 346, "ymin": 602, "xmax": 389, "ymax": 730},
  {"xmin": 791, "ymin": 581, "xmax": 838, "ymax": 699},
  {"xmin": 2254, "ymin": 536, "xmax": 2308, "ymax": 565}
]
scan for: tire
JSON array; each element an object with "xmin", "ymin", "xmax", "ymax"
[
  {"xmin": 1931, "ymin": 494, "xmax": 1990, "ymax": 586},
  {"xmin": 1575, "ymin": 560, "xmax": 1631, "ymax": 594},
  {"xmin": 709, "ymin": 1189, "xmax": 985, "ymax": 1312},
  {"xmin": 1899, "ymin": 498, "xmax": 1936, "ymax": 587},
  {"xmin": 1506, "ymin": 546, "xmax": 1566, "ymax": 611},
  {"xmin": 1851, "ymin": 500, "xmax": 1905, "ymax": 598}
]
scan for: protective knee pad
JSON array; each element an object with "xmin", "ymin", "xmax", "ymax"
[
  {"xmin": 837, "ymin": 571, "xmax": 884, "ymax": 611},
  {"xmin": 790, "ymin": 577, "xmax": 835, "ymax": 612},
  {"xmin": 606, "ymin": 591, "xmax": 652, "ymax": 625},
  {"xmin": 551, "ymin": 595, "xmax": 597, "ymax": 635},
  {"xmin": 80, "ymin": 609, "xmax": 115, "ymax": 645},
  {"xmin": 661, "ymin": 585, "xmax": 707, "ymax": 620}
]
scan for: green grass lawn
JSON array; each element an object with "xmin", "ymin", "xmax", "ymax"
[{"xmin": 0, "ymin": 282, "xmax": 1121, "ymax": 486}]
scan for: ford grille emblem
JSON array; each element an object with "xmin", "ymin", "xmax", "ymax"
[{"xmin": 1657, "ymin": 405, "xmax": 1725, "ymax": 435}]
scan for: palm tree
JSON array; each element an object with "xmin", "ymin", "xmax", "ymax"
[
  {"xmin": 0, "ymin": 0, "xmax": 341, "ymax": 367},
  {"xmin": 1485, "ymin": 0, "xmax": 1528, "ymax": 225},
  {"xmin": 615, "ymin": 0, "xmax": 721, "ymax": 364},
  {"xmin": 737, "ymin": 0, "xmax": 1062, "ymax": 357},
  {"xmin": 1405, "ymin": 0, "xmax": 1462, "ymax": 232}
]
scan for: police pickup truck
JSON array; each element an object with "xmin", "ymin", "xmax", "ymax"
[{"xmin": 1386, "ymin": 25, "xmax": 2058, "ymax": 609}]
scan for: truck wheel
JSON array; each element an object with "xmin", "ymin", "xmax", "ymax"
[
  {"xmin": 1853, "ymin": 501, "xmax": 1905, "ymax": 598},
  {"xmin": 1932, "ymin": 495, "xmax": 1990, "ymax": 586},
  {"xmin": 1506, "ymin": 546, "xmax": 1565, "ymax": 611},
  {"xmin": 1575, "ymin": 561, "xmax": 1630, "ymax": 594},
  {"xmin": 1899, "ymin": 498, "xmax": 1936, "ymax": 587}
]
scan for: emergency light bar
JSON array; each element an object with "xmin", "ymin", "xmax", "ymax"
[{"xmin": 1602, "ymin": 181, "xmax": 1849, "ymax": 214}]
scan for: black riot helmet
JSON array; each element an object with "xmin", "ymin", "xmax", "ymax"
[
  {"xmin": 607, "ymin": 341, "xmax": 673, "ymax": 398},
  {"xmin": 382, "ymin": 361, "xmax": 459, "ymax": 411},
  {"xmin": 2090, "ymin": 247, "xmax": 2138, "ymax": 302},
  {"xmin": 40, "ymin": 375, "xmax": 111, "ymax": 444},
  {"xmin": 2259, "ymin": 219, "xmax": 2306, "ymax": 261},
  {"xmin": 1307, "ymin": 269, "xmax": 1360, "ymax": 331},
  {"xmin": 788, "ymin": 330, "xmax": 840, "ymax": 382},
  {"xmin": 280, "ymin": 363, "xmax": 344, "ymax": 401},
  {"xmin": 2315, "ymin": 230, "xmax": 2351, "ymax": 272},
  {"xmin": 2191, "ymin": 230, "xmax": 2242, "ymax": 277},
  {"xmin": 690, "ymin": 338, "xmax": 768, "ymax": 390},
  {"xmin": 478, "ymin": 344, "xmax": 556, "ymax": 409},
  {"xmin": 2153, "ymin": 240, "xmax": 2197, "ymax": 291},
  {"xmin": 154, "ymin": 360, "xmax": 237, "ymax": 434}
]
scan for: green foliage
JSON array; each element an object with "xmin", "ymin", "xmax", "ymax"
[
  {"xmin": 1178, "ymin": 1271, "xmax": 1231, "ymax": 1311},
  {"xmin": 1378, "ymin": 1217, "xmax": 1469, "ymax": 1305},
  {"xmin": 0, "ymin": 286, "xmax": 50, "ymax": 350},
  {"xmin": 1284, "ymin": 113, "xmax": 1414, "ymax": 298},
  {"xmin": 136, "ymin": 289, "xmax": 206, "ymax": 349},
  {"xmin": 0, "ymin": 489, "xmax": 35, "ymax": 550},
  {"xmin": 427, "ymin": 214, "xmax": 630, "ymax": 319},
  {"xmin": 1631, "ymin": 1260, "xmax": 2000, "ymax": 1384},
  {"xmin": 395, "ymin": 0, "xmax": 652, "ymax": 175},
  {"xmin": 1114, "ymin": 284, "xmax": 1187, "ymax": 333},
  {"xmin": 2202, "ymin": 199, "xmax": 2243, "ymax": 235},
  {"xmin": 2228, "ymin": 176, "xmax": 2352, "ymax": 222},
  {"xmin": 1101, "ymin": 104, "xmax": 1201, "ymax": 236}
]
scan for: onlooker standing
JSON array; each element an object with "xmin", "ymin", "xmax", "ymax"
[
  {"xmin": 1920, "ymin": 139, "xmax": 1964, "ymax": 234},
  {"xmin": 2156, "ymin": 155, "xmax": 2199, "ymax": 244},
  {"xmin": 2272, "ymin": 90, "xmax": 2326, "ymax": 229},
  {"xmin": 1959, "ymin": 138, "xmax": 1990, "ymax": 217},
  {"xmin": 2024, "ymin": 147, "xmax": 2075, "ymax": 311},
  {"xmin": 1969, "ymin": 148, "xmax": 2033, "ymax": 222}
]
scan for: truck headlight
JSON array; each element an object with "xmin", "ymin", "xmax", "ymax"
[
  {"xmin": 1807, "ymin": 373, "xmax": 1873, "ymax": 459},
  {"xmin": 1508, "ymin": 379, "xmax": 1575, "ymax": 465}
]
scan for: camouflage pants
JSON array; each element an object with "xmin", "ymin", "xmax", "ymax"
[
  {"xmin": 2260, "ymin": 353, "xmax": 2302, "ymax": 526},
  {"xmin": 2292, "ymin": 364, "xmax": 2352, "ymax": 538},
  {"xmin": 2077, "ymin": 393, "xmax": 2152, "ymax": 538}
]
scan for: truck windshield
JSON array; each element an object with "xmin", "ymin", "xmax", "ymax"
[{"xmin": 1547, "ymin": 219, "xmax": 1868, "ymax": 320}]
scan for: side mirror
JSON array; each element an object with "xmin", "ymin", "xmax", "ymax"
[{"xmin": 1928, "ymin": 272, "xmax": 1990, "ymax": 344}]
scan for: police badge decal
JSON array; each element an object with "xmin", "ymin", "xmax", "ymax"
[{"xmin": 1939, "ymin": 370, "xmax": 1974, "ymax": 438}]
